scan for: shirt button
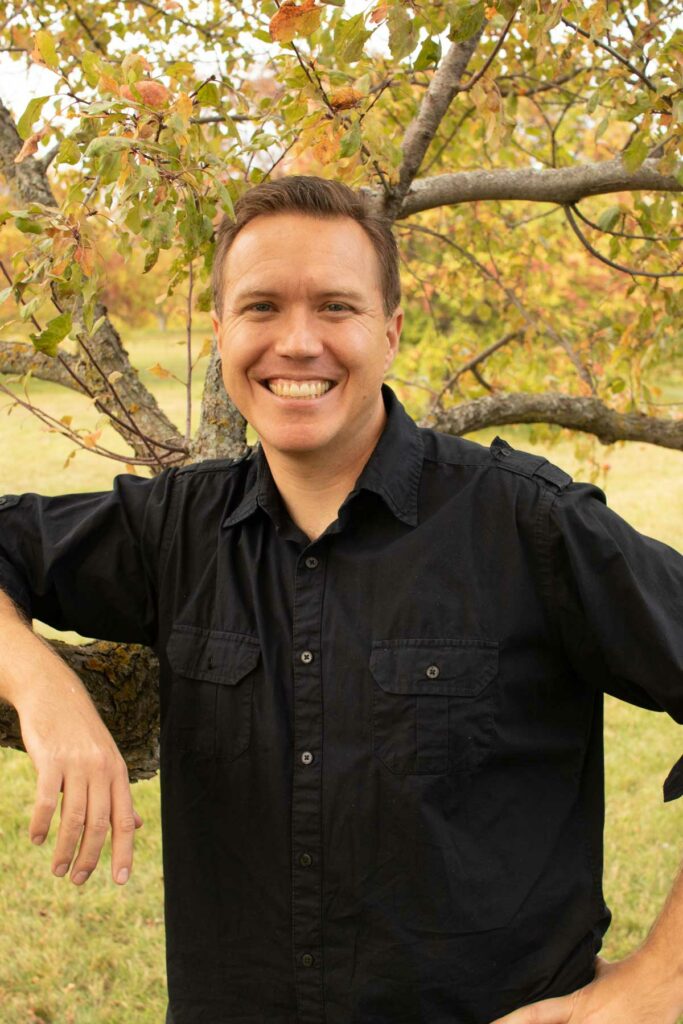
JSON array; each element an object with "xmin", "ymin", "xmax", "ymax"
[
  {"xmin": 301, "ymin": 953, "xmax": 315, "ymax": 968},
  {"xmin": 299, "ymin": 852, "xmax": 313, "ymax": 867},
  {"xmin": 426, "ymin": 664, "xmax": 440, "ymax": 679},
  {"xmin": 304, "ymin": 556, "xmax": 319, "ymax": 569},
  {"xmin": 300, "ymin": 650, "xmax": 314, "ymax": 664},
  {"xmin": 301, "ymin": 751, "xmax": 314, "ymax": 765}
]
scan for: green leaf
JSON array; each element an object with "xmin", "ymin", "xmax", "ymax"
[
  {"xmin": 144, "ymin": 247, "xmax": 160, "ymax": 273},
  {"xmin": 388, "ymin": 6, "xmax": 418, "ymax": 60},
  {"xmin": 448, "ymin": 1, "xmax": 485, "ymax": 43},
  {"xmin": 0, "ymin": 286, "xmax": 14, "ymax": 305},
  {"xmin": 597, "ymin": 206, "xmax": 621, "ymax": 232},
  {"xmin": 334, "ymin": 15, "xmax": 372, "ymax": 64},
  {"xmin": 15, "ymin": 217, "xmax": 43, "ymax": 234},
  {"xmin": 414, "ymin": 37, "xmax": 442, "ymax": 71},
  {"xmin": 623, "ymin": 133, "xmax": 649, "ymax": 172},
  {"xmin": 609, "ymin": 378, "xmax": 626, "ymax": 394},
  {"xmin": 196, "ymin": 81, "xmax": 220, "ymax": 107},
  {"xmin": 339, "ymin": 121, "xmax": 362, "ymax": 158},
  {"xmin": 81, "ymin": 52, "xmax": 102, "ymax": 87},
  {"xmin": 85, "ymin": 135, "xmax": 134, "ymax": 159},
  {"xmin": 29, "ymin": 312, "xmax": 72, "ymax": 356},
  {"xmin": 57, "ymin": 137, "xmax": 81, "ymax": 165},
  {"xmin": 35, "ymin": 30, "xmax": 59, "ymax": 71},
  {"xmin": 17, "ymin": 96, "xmax": 50, "ymax": 141}
]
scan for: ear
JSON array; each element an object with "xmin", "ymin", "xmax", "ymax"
[{"xmin": 384, "ymin": 306, "xmax": 403, "ymax": 372}]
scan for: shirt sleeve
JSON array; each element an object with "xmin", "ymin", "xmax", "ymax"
[
  {"xmin": 0, "ymin": 468, "xmax": 177, "ymax": 646},
  {"xmin": 545, "ymin": 481, "xmax": 683, "ymax": 801}
]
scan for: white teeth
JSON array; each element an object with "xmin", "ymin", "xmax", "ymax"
[{"xmin": 266, "ymin": 379, "xmax": 333, "ymax": 399}]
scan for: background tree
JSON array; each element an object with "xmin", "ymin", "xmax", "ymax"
[{"xmin": 0, "ymin": 0, "xmax": 681, "ymax": 769}]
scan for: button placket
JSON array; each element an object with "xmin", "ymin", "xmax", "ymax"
[{"xmin": 291, "ymin": 549, "xmax": 326, "ymax": 1022}]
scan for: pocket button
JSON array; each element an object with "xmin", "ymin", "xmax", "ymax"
[{"xmin": 426, "ymin": 664, "xmax": 440, "ymax": 679}]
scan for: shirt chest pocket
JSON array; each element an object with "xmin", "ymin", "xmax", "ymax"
[
  {"xmin": 166, "ymin": 625, "xmax": 260, "ymax": 760},
  {"xmin": 369, "ymin": 639, "xmax": 499, "ymax": 775}
]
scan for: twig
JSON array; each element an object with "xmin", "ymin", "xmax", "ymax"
[
  {"xmin": 564, "ymin": 205, "xmax": 683, "ymax": 279},
  {"xmin": 570, "ymin": 202, "xmax": 682, "ymax": 243},
  {"xmin": 561, "ymin": 17, "xmax": 656, "ymax": 93},
  {"xmin": 185, "ymin": 261, "xmax": 193, "ymax": 441}
]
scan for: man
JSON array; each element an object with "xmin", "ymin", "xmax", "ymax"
[{"xmin": 0, "ymin": 175, "xmax": 681, "ymax": 1024}]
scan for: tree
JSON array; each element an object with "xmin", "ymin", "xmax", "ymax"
[{"xmin": 0, "ymin": 0, "xmax": 681, "ymax": 768}]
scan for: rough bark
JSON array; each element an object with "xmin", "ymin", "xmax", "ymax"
[
  {"xmin": 373, "ymin": 158, "xmax": 683, "ymax": 220},
  {"xmin": 432, "ymin": 392, "xmax": 683, "ymax": 449},
  {"xmin": 385, "ymin": 30, "xmax": 485, "ymax": 220},
  {"xmin": 0, "ymin": 341, "xmax": 85, "ymax": 391},
  {"xmin": 190, "ymin": 343, "xmax": 248, "ymax": 460},
  {"xmin": 0, "ymin": 639, "xmax": 160, "ymax": 782}
]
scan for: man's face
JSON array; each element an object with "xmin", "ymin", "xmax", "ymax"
[{"xmin": 212, "ymin": 212, "xmax": 402, "ymax": 463}]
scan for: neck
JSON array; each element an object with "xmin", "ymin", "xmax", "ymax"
[{"xmin": 260, "ymin": 413, "xmax": 386, "ymax": 541}]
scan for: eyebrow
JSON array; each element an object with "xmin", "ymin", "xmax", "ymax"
[{"xmin": 232, "ymin": 288, "xmax": 367, "ymax": 305}]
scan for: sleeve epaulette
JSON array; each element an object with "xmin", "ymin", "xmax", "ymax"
[
  {"xmin": 490, "ymin": 436, "xmax": 572, "ymax": 492},
  {"xmin": 175, "ymin": 447, "xmax": 256, "ymax": 477}
]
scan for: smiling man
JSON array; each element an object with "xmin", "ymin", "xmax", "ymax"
[{"xmin": 0, "ymin": 176, "xmax": 682, "ymax": 1024}]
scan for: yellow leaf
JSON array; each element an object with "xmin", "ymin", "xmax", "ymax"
[
  {"xmin": 82, "ymin": 430, "xmax": 102, "ymax": 448},
  {"xmin": 108, "ymin": 370, "xmax": 123, "ymax": 384},
  {"xmin": 59, "ymin": 415, "xmax": 73, "ymax": 427},
  {"xmin": 197, "ymin": 336, "xmax": 213, "ymax": 360},
  {"xmin": 125, "ymin": 463, "xmax": 139, "ymax": 475},
  {"xmin": 176, "ymin": 92, "xmax": 193, "ymax": 125},
  {"xmin": 148, "ymin": 362, "xmax": 173, "ymax": 379},
  {"xmin": 269, "ymin": 0, "xmax": 322, "ymax": 44}
]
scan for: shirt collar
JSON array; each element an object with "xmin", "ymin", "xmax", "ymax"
[{"xmin": 222, "ymin": 383, "xmax": 423, "ymax": 530}]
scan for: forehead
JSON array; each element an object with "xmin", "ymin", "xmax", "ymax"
[{"xmin": 222, "ymin": 212, "xmax": 382, "ymax": 298}]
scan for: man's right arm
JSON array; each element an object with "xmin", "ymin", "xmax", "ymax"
[
  {"xmin": 0, "ymin": 471, "xmax": 178, "ymax": 885},
  {"xmin": 0, "ymin": 589, "xmax": 143, "ymax": 886}
]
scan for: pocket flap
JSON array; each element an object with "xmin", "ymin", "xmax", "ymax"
[
  {"xmin": 167, "ymin": 625, "xmax": 260, "ymax": 685},
  {"xmin": 370, "ymin": 639, "xmax": 498, "ymax": 697}
]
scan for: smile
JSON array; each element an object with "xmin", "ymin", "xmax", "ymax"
[{"xmin": 263, "ymin": 378, "xmax": 335, "ymax": 399}]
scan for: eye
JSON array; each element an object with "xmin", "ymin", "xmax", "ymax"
[
  {"xmin": 247, "ymin": 302, "xmax": 274, "ymax": 312},
  {"xmin": 325, "ymin": 302, "xmax": 350, "ymax": 312}
]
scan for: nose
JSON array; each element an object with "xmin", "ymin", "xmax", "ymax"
[{"xmin": 272, "ymin": 308, "xmax": 324, "ymax": 359}]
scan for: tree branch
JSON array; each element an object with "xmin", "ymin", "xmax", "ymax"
[
  {"xmin": 0, "ymin": 639, "xmax": 161, "ymax": 781},
  {"xmin": 431, "ymin": 392, "xmax": 683, "ymax": 450},
  {"xmin": 564, "ymin": 204, "xmax": 683, "ymax": 278},
  {"xmin": 385, "ymin": 29, "xmax": 485, "ymax": 219},
  {"xmin": 0, "ymin": 340, "xmax": 84, "ymax": 390},
  {"xmin": 367, "ymin": 157, "xmax": 683, "ymax": 219}
]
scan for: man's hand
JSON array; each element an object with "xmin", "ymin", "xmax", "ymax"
[
  {"xmin": 488, "ymin": 953, "xmax": 683, "ymax": 1024},
  {"xmin": 0, "ymin": 594, "xmax": 143, "ymax": 888},
  {"xmin": 21, "ymin": 689, "xmax": 144, "ymax": 887}
]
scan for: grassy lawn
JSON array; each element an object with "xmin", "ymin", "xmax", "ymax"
[{"xmin": 0, "ymin": 329, "xmax": 681, "ymax": 1021}]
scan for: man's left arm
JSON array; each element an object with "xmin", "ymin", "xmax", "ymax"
[
  {"xmin": 490, "ymin": 483, "xmax": 683, "ymax": 1023},
  {"xmin": 490, "ymin": 859, "xmax": 683, "ymax": 1022}
]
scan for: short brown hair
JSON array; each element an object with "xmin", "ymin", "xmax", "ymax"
[{"xmin": 211, "ymin": 175, "xmax": 400, "ymax": 319}]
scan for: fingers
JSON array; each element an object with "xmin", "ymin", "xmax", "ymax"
[
  {"xmin": 29, "ymin": 760, "xmax": 62, "ymax": 847},
  {"xmin": 30, "ymin": 753, "xmax": 143, "ymax": 886},
  {"xmin": 488, "ymin": 995, "xmax": 573, "ymax": 1024},
  {"xmin": 110, "ymin": 766, "xmax": 140, "ymax": 885}
]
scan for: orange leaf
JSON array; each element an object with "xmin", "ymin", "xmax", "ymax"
[
  {"xmin": 119, "ymin": 80, "xmax": 170, "ymax": 109},
  {"xmin": 484, "ymin": 5, "xmax": 497, "ymax": 18},
  {"xmin": 98, "ymin": 73, "xmax": 120, "ymax": 95},
  {"xmin": 329, "ymin": 87, "xmax": 363, "ymax": 111},
  {"xmin": 269, "ymin": 0, "xmax": 322, "ymax": 44},
  {"xmin": 14, "ymin": 133, "xmax": 42, "ymax": 164},
  {"xmin": 74, "ymin": 245, "xmax": 95, "ymax": 276},
  {"xmin": 82, "ymin": 430, "xmax": 102, "ymax": 448},
  {"xmin": 147, "ymin": 362, "xmax": 173, "ymax": 379},
  {"xmin": 369, "ymin": 3, "xmax": 388, "ymax": 24}
]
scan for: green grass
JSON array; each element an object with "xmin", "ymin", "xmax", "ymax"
[{"xmin": 0, "ymin": 331, "xmax": 682, "ymax": 1020}]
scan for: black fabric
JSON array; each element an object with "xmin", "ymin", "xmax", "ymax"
[{"xmin": 1, "ymin": 384, "xmax": 681, "ymax": 1024}]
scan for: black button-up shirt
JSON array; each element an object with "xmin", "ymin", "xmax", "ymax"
[{"xmin": 1, "ymin": 384, "xmax": 682, "ymax": 1024}]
